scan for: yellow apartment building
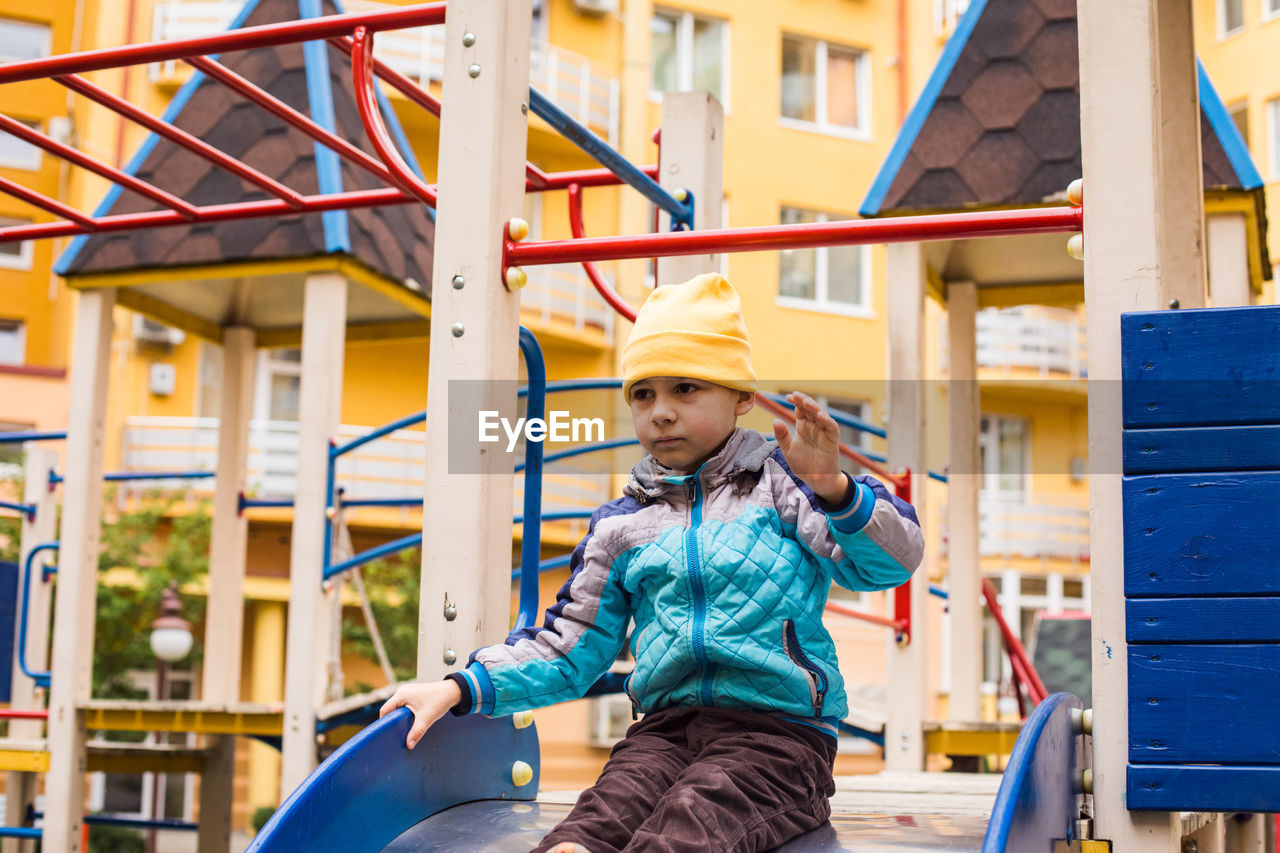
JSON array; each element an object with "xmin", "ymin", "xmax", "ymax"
[{"xmin": 0, "ymin": 0, "xmax": 1270, "ymax": 844}]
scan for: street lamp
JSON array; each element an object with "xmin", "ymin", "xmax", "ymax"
[{"xmin": 147, "ymin": 582, "xmax": 191, "ymax": 853}]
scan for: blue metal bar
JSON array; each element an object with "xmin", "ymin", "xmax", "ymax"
[
  {"xmin": 512, "ymin": 510, "xmax": 592, "ymax": 524},
  {"xmin": 239, "ymin": 496, "xmax": 296, "ymax": 511},
  {"xmin": 930, "ymin": 584, "xmax": 948, "ymax": 600},
  {"xmin": 837, "ymin": 720, "xmax": 885, "ymax": 747},
  {"xmin": 29, "ymin": 812, "xmax": 198, "ymax": 832},
  {"xmin": 0, "ymin": 499, "xmax": 35, "ymax": 520},
  {"xmin": 337, "ymin": 497, "xmax": 422, "ymax": 509},
  {"xmin": 330, "ymin": 410, "xmax": 427, "ymax": 460},
  {"xmin": 528, "ymin": 88, "xmax": 692, "ymax": 227},
  {"xmin": 517, "ymin": 438, "xmax": 640, "ymax": 471},
  {"xmin": 321, "ymin": 440, "xmax": 337, "ymax": 584},
  {"xmin": 759, "ymin": 392, "xmax": 886, "ymax": 439},
  {"xmin": 48, "ymin": 469, "xmax": 214, "ymax": 486},
  {"xmin": 0, "ymin": 828, "xmax": 41, "ymax": 839},
  {"xmin": 517, "ymin": 378, "xmax": 621, "ymax": 398},
  {"xmin": 19, "ymin": 542, "xmax": 58, "ymax": 688},
  {"xmin": 515, "ymin": 327, "xmax": 547, "ymax": 632},
  {"xmin": 0, "ymin": 430, "xmax": 65, "ymax": 444},
  {"xmin": 324, "ymin": 531, "xmax": 422, "ymax": 580},
  {"xmin": 510, "ymin": 553, "xmax": 572, "ymax": 580}
]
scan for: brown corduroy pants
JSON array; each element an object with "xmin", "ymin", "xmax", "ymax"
[{"xmin": 531, "ymin": 706, "xmax": 838, "ymax": 853}]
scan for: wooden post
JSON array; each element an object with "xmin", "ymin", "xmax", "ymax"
[
  {"xmin": 946, "ymin": 281, "xmax": 981, "ymax": 723},
  {"xmin": 4, "ymin": 447, "xmax": 58, "ymax": 853},
  {"xmin": 656, "ymin": 92, "xmax": 723, "ymax": 287},
  {"xmin": 44, "ymin": 288, "xmax": 116, "ymax": 853},
  {"xmin": 197, "ymin": 326, "xmax": 254, "ymax": 853},
  {"xmin": 418, "ymin": 0, "xmax": 531, "ymax": 681},
  {"xmin": 1206, "ymin": 214, "xmax": 1252, "ymax": 307},
  {"xmin": 884, "ymin": 242, "xmax": 928, "ymax": 771},
  {"xmin": 1077, "ymin": 0, "xmax": 1204, "ymax": 847},
  {"xmin": 280, "ymin": 273, "xmax": 347, "ymax": 797}
]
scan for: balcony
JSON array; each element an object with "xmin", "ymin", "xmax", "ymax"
[
  {"xmin": 521, "ymin": 265, "xmax": 616, "ymax": 343},
  {"xmin": 150, "ymin": 0, "xmax": 619, "ymax": 140},
  {"xmin": 975, "ymin": 491, "xmax": 1089, "ymax": 563},
  {"xmin": 120, "ymin": 416, "xmax": 612, "ymax": 534},
  {"xmin": 943, "ymin": 306, "xmax": 1087, "ymax": 381}
]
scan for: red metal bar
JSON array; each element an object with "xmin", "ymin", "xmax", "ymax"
[
  {"xmin": 982, "ymin": 577, "xmax": 1048, "ymax": 705},
  {"xmin": 350, "ymin": 27, "xmax": 436, "ymax": 206},
  {"xmin": 185, "ymin": 55, "xmax": 399, "ymax": 187},
  {"xmin": 0, "ymin": 709, "xmax": 48, "ymax": 720},
  {"xmin": 59, "ymin": 74, "xmax": 306, "ymax": 209},
  {"xmin": 0, "ymin": 113, "xmax": 198, "ymax": 219},
  {"xmin": 566, "ymin": 183, "xmax": 636, "ymax": 320},
  {"xmin": 0, "ymin": 3, "xmax": 447, "ymax": 85},
  {"xmin": 330, "ymin": 36, "xmax": 442, "ymax": 119},
  {"xmin": 0, "ymin": 175, "xmax": 98, "ymax": 229},
  {"xmin": 892, "ymin": 470, "xmax": 913, "ymax": 643},
  {"xmin": 508, "ymin": 206, "xmax": 1084, "ymax": 268},
  {"xmin": 754, "ymin": 393, "xmax": 900, "ymax": 485},
  {"xmin": 824, "ymin": 600, "xmax": 901, "ymax": 631},
  {"xmin": 0, "ymin": 186, "xmax": 418, "ymax": 244}
]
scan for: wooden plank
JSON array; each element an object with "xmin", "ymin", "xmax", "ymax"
[
  {"xmin": 1123, "ymin": 472, "xmax": 1280, "ymax": 596},
  {"xmin": 1128, "ymin": 765, "xmax": 1280, "ymax": 812},
  {"xmin": 655, "ymin": 91, "xmax": 722, "ymax": 286},
  {"xmin": 1121, "ymin": 305, "xmax": 1280, "ymax": 428},
  {"xmin": 1127, "ymin": 597, "xmax": 1280, "ymax": 643},
  {"xmin": 1123, "ymin": 425, "xmax": 1280, "ymax": 473},
  {"xmin": 1129, "ymin": 645, "xmax": 1280, "ymax": 764}
]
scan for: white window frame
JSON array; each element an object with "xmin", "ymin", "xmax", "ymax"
[
  {"xmin": 1267, "ymin": 97, "xmax": 1280, "ymax": 178},
  {"xmin": 0, "ymin": 217, "xmax": 34, "ymax": 270},
  {"xmin": 775, "ymin": 208, "xmax": 873, "ymax": 317},
  {"xmin": 778, "ymin": 35, "xmax": 871, "ymax": 141},
  {"xmin": 1265, "ymin": 0, "xmax": 1280, "ymax": 21},
  {"xmin": 253, "ymin": 348, "xmax": 303, "ymax": 422},
  {"xmin": 0, "ymin": 118, "xmax": 43, "ymax": 171},
  {"xmin": 1219, "ymin": 0, "xmax": 1245, "ymax": 36},
  {"xmin": 0, "ymin": 18, "xmax": 51, "ymax": 64},
  {"xmin": 933, "ymin": 0, "xmax": 971, "ymax": 36},
  {"xmin": 0, "ymin": 318, "xmax": 26, "ymax": 367},
  {"xmin": 648, "ymin": 8, "xmax": 730, "ymax": 110},
  {"xmin": 978, "ymin": 413, "xmax": 1030, "ymax": 499}
]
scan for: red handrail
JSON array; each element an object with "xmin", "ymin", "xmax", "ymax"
[
  {"xmin": 982, "ymin": 577, "xmax": 1048, "ymax": 713},
  {"xmin": 0, "ymin": 709, "xmax": 48, "ymax": 720}
]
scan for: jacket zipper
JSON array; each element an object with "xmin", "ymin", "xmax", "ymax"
[
  {"xmin": 623, "ymin": 671, "xmax": 639, "ymax": 720},
  {"xmin": 685, "ymin": 477, "xmax": 715, "ymax": 706},
  {"xmin": 783, "ymin": 619, "xmax": 828, "ymax": 718}
]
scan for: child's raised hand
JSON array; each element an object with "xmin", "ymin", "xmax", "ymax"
[
  {"xmin": 772, "ymin": 392, "xmax": 847, "ymax": 504},
  {"xmin": 379, "ymin": 679, "xmax": 463, "ymax": 750}
]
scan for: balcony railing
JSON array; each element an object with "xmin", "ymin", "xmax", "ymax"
[
  {"xmin": 150, "ymin": 0, "xmax": 619, "ymax": 140},
  {"xmin": 120, "ymin": 416, "xmax": 612, "ymax": 526},
  {"xmin": 975, "ymin": 491, "xmax": 1089, "ymax": 562},
  {"xmin": 521, "ymin": 265, "xmax": 616, "ymax": 338},
  {"xmin": 943, "ymin": 306, "xmax": 1087, "ymax": 379}
]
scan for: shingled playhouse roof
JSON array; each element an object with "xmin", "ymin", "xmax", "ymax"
[
  {"xmin": 56, "ymin": 0, "xmax": 435, "ymax": 296},
  {"xmin": 860, "ymin": 0, "xmax": 1264, "ymax": 216}
]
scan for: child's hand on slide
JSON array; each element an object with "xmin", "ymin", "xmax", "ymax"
[{"xmin": 380, "ymin": 679, "xmax": 463, "ymax": 749}]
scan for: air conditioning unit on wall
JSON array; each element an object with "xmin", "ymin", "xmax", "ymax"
[
  {"xmin": 133, "ymin": 315, "xmax": 186, "ymax": 348},
  {"xmin": 572, "ymin": 0, "xmax": 618, "ymax": 17}
]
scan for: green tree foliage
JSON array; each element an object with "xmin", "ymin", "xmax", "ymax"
[{"xmin": 340, "ymin": 548, "xmax": 421, "ymax": 689}]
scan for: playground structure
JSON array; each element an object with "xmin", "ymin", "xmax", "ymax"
[{"xmin": 0, "ymin": 0, "xmax": 1277, "ymax": 851}]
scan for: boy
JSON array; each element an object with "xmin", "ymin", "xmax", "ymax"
[{"xmin": 381, "ymin": 273, "xmax": 924, "ymax": 853}]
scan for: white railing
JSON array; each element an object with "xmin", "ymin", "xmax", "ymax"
[
  {"xmin": 120, "ymin": 416, "xmax": 612, "ymax": 518},
  {"xmin": 942, "ymin": 307, "xmax": 1087, "ymax": 379},
  {"xmin": 150, "ymin": 0, "xmax": 619, "ymax": 140},
  {"xmin": 521, "ymin": 265, "xmax": 616, "ymax": 337},
  {"xmin": 975, "ymin": 492, "xmax": 1089, "ymax": 562}
]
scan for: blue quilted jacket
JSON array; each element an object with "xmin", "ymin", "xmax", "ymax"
[{"xmin": 450, "ymin": 427, "xmax": 923, "ymax": 724}]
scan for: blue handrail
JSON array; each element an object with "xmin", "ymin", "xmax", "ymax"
[
  {"xmin": 0, "ymin": 828, "xmax": 41, "ymax": 839},
  {"xmin": 19, "ymin": 542, "xmax": 58, "ymax": 688},
  {"xmin": 0, "ymin": 430, "xmax": 65, "ymax": 444},
  {"xmin": 528, "ymin": 88, "xmax": 693, "ymax": 227},
  {"xmin": 0, "ymin": 499, "xmax": 35, "ymax": 520},
  {"xmin": 48, "ymin": 469, "xmax": 214, "ymax": 486},
  {"xmin": 515, "ymin": 327, "xmax": 546, "ymax": 631},
  {"xmin": 515, "ymin": 437, "xmax": 640, "ymax": 471}
]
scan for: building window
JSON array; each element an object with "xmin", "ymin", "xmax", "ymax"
[
  {"xmin": 650, "ymin": 9, "xmax": 728, "ymax": 105},
  {"xmin": 1268, "ymin": 98, "xmax": 1280, "ymax": 176},
  {"xmin": 255, "ymin": 348, "xmax": 302, "ymax": 422},
  {"xmin": 0, "ymin": 119, "xmax": 42, "ymax": 171},
  {"xmin": 780, "ymin": 35, "xmax": 868, "ymax": 136},
  {"xmin": 1220, "ymin": 0, "xmax": 1244, "ymax": 34},
  {"xmin": 934, "ymin": 0, "xmax": 971, "ymax": 35},
  {"xmin": 979, "ymin": 415, "xmax": 1028, "ymax": 498},
  {"xmin": 777, "ymin": 207, "xmax": 869, "ymax": 312},
  {"xmin": 0, "ymin": 217, "xmax": 34, "ymax": 270},
  {"xmin": 1267, "ymin": 0, "xmax": 1280, "ymax": 19},
  {"xmin": 0, "ymin": 18, "xmax": 51, "ymax": 63},
  {"xmin": 0, "ymin": 319, "xmax": 26, "ymax": 366},
  {"xmin": 1229, "ymin": 100, "xmax": 1250, "ymax": 151}
]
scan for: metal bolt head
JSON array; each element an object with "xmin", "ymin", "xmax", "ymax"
[
  {"xmin": 521, "ymin": 101, "xmax": 529, "ymax": 115},
  {"xmin": 443, "ymin": 603, "xmax": 457, "ymax": 621},
  {"xmin": 443, "ymin": 648, "xmax": 457, "ymax": 665},
  {"xmin": 452, "ymin": 274, "xmax": 465, "ymax": 290},
  {"xmin": 1168, "ymin": 298, "xmax": 1180, "ymax": 310},
  {"xmin": 462, "ymin": 32, "xmax": 476, "ymax": 47},
  {"xmin": 451, "ymin": 322, "xmax": 465, "ymax": 337},
  {"xmin": 505, "ymin": 266, "xmax": 528, "ymax": 291},
  {"xmin": 468, "ymin": 63, "xmax": 482, "ymax": 78},
  {"xmin": 673, "ymin": 187, "xmax": 689, "ymax": 203},
  {"xmin": 507, "ymin": 217, "xmax": 530, "ymax": 242}
]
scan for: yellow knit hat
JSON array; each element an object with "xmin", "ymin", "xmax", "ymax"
[{"xmin": 622, "ymin": 273, "xmax": 757, "ymax": 398}]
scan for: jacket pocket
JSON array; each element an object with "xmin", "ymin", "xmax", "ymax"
[{"xmin": 782, "ymin": 619, "xmax": 828, "ymax": 718}]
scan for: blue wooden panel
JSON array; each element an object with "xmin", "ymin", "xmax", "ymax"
[
  {"xmin": 983, "ymin": 693, "xmax": 1084, "ymax": 853},
  {"xmin": 0, "ymin": 562, "xmax": 15, "ymax": 704},
  {"xmin": 1123, "ymin": 472, "xmax": 1280, "ymax": 596},
  {"xmin": 1128, "ymin": 597, "xmax": 1280, "ymax": 643},
  {"xmin": 1129, "ymin": 765, "xmax": 1280, "ymax": 811},
  {"xmin": 1121, "ymin": 305, "xmax": 1280, "ymax": 427},
  {"xmin": 1129, "ymin": 645, "xmax": 1280, "ymax": 764},
  {"xmin": 1123, "ymin": 426, "xmax": 1280, "ymax": 474},
  {"xmin": 246, "ymin": 710, "xmax": 539, "ymax": 853}
]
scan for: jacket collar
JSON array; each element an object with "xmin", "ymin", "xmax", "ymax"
[{"xmin": 624, "ymin": 427, "xmax": 775, "ymax": 501}]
